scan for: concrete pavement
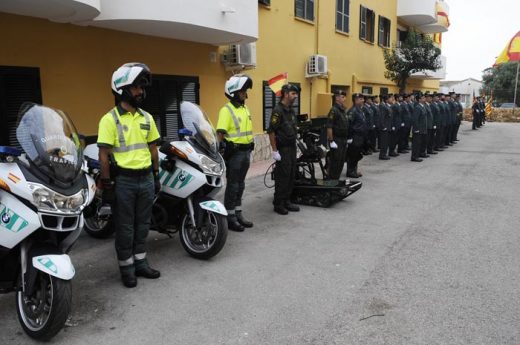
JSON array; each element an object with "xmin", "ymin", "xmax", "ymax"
[{"xmin": 1, "ymin": 121, "xmax": 519, "ymax": 345}]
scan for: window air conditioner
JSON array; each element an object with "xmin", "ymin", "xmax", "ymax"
[
  {"xmin": 306, "ymin": 55, "xmax": 328, "ymax": 76},
  {"xmin": 223, "ymin": 43, "xmax": 257, "ymax": 69}
]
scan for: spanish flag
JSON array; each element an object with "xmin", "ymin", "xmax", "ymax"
[
  {"xmin": 436, "ymin": 2, "xmax": 450, "ymax": 28},
  {"xmin": 268, "ymin": 73, "xmax": 288, "ymax": 97},
  {"xmin": 494, "ymin": 30, "xmax": 520, "ymax": 65}
]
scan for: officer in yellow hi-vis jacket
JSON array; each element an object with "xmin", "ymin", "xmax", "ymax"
[
  {"xmin": 97, "ymin": 63, "xmax": 161, "ymax": 288},
  {"xmin": 216, "ymin": 75, "xmax": 254, "ymax": 232}
]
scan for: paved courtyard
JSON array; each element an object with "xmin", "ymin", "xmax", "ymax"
[{"xmin": 1, "ymin": 121, "xmax": 520, "ymax": 345}]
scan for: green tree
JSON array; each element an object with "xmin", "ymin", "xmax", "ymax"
[
  {"xmin": 383, "ymin": 30, "xmax": 442, "ymax": 93},
  {"xmin": 482, "ymin": 62, "xmax": 520, "ymax": 105}
]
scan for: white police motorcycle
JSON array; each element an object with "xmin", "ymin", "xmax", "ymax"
[
  {"xmin": 83, "ymin": 101, "xmax": 228, "ymax": 259},
  {"xmin": 0, "ymin": 104, "xmax": 95, "ymax": 340}
]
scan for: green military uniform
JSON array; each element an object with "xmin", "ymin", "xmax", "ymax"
[
  {"xmin": 326, "ymin": 103, "xmax": 349, "ymax": 180},
  {"xmin": 267, "ymin": 102, "xmax": 298, "ymax": 207},
  {"xmin": 97, "ymin": 105, "xmax": 160, "ymax": 273}
]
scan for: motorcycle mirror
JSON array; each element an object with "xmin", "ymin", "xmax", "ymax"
[{"xmin": 178, "ymin": 128, "xmax": 193, "ymax": 137}]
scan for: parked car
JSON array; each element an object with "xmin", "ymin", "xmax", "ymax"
[{"xmin": 499, "ymin": 103, "xmax": 518, "ymax": 109}]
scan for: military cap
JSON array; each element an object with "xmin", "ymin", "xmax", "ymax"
[
  {"xmin": 281, "ymin": 83, "xmax": 300, "ymax": 95},
  {"xmin": 352, "ymin": 93, "xmax": 364, "ymax": 101}
]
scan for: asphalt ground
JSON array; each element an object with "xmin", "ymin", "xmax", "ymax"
[{"xmin": 1, "ymin": 121, "xmax": 519, "ymax": 345}]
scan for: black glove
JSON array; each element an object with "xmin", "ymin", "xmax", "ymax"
[
  {"xmin": 100, "ymin": 178, "xmax": 115, "ymax": 204},
  {"xmin": 218, "ymin": 141, "xmax": 226, "ymax": 155},
  {"xmin": 154, "ymin": 174, "xmax": 161, "ymax": 194}
]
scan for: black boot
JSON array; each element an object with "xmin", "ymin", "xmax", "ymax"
[
  {"xmin": 284, "ymin": 202, "xmax": 300, "ymax": 212},
  {"xmin": 135, "ymin": 266, "xmax": 161, "ymax": 279},
  {"xmin": 120, "ymin": 270, "xmax": 137, "ymax": 288},
  {"xmin": 227, "ymin": 214, "xmax": 245, "ymax": 232},
  {"xmin": 236, "ymin": 211, "xmax": 253, "ymax": 228},
  {"xmin": 273, "ymin": 204, "xmax": 289, "ymax": 215}
]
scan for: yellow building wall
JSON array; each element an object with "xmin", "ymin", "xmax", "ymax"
[
  {"xmin": 251, "ymin": 0, "xmax": 440, "ymax": 122},
  {"xmin": 2, "ymin": 2, "xmax": 442, "ymax": 138},
  {"xmin": 1, "ymin": 13, "xmax": 228, "ymax": 136}
]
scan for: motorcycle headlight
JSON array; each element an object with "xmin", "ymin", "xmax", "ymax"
[
  {"xmin": 28, "ymin": 183, "xmax": 87, "ymax": 213},
  {"xmin": 199, "ymin": 155, "xmax": 223, "ymax": 176}
]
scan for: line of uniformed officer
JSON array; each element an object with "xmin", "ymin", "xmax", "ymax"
[
  {"xmin": 365, "ymin": 95, "xmax": 380, "ymax": 153},
  {"xmin": 326, "ymin": 89, "xmax": 350, "ymax": 180},
  {"xmin": 378, "ymin": 93, "xmax": 394, "ymax": 160},
  {"xmin": 346, "ymin": 93, "xmax": 368, "ymax": 178},
  {"xmin": 472, "ymin": 96, "xmax": 486, "ymax": 129}
]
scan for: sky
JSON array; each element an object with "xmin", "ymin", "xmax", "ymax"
[{"xmin": 441, "ymin": 0, "xmax": 520, "ymax": 81}]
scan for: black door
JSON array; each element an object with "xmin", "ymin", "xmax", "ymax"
[
  {"xmin": 142, "ymin": 75, "xmax": 200, "ymax": 141},
  {"xmin": 0, "ymin": 66, "xmax": 42, "ymax": 147}
]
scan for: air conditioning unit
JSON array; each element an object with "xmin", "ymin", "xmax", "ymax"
[
  {"xmin": 306, "ymin": 55, "xmax": 328, "ymax": 77},
  {"xmin": 222, "ymin": 43, "xmax": 257, "ymax": 70}
]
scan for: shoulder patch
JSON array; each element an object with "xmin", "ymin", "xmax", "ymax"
[{"xmin": 271, "ymin": 113, "xmax": 280, "ymax": 125}]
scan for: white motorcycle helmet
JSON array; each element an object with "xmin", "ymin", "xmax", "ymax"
[
  {"xmin": 111, "ymin": 62, "xmax": 151, "ymax": 106},
  {"xmin": 224, "ymin": 74, "xmax": 253, "ymax": 103}
]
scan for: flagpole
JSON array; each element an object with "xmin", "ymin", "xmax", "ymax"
[{"xmin": 513, "ymin": 61, "xmax": 519, "ymax": 116}]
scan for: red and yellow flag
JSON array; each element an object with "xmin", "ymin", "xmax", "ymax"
[
  {"xmin": 485, "ymin": 96, "xmax": 493, "ymax": 116},
  {"xmin": 436, "ymin": 2, "xmax": 450, "ymax": 28},
  {"xmin": 268, "ymin": 73, "xmax": 288, "ymax": 97},
  {"xmin": 494, "ymin": 30, "xmax": 520, "ymax": 66}
]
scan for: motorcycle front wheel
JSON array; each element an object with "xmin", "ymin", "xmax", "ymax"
[
  {"xmin": 180, "ymin": 211, "xmax": 227, "ymax": 260},
  {"xmin": 84, "ymin": 215, "xmax": 114, "ymax": 238},
  {"xmin": 84, "ymin": 201, "xmax": 114, "ymax": 239},
  {"xmin": 16, "ymin": 272, "xmax": 71, "ymax": 341}
]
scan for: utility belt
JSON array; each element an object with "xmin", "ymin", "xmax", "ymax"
[
  {"xmin": 117, "ymin": 166, "xmax": 152, "ymax": 177},
  {"xmin": 234, "ymin": 142, "xmax": 255, "ymax": 151},
  {"xmin": 222, "ymin": 141, "xmax": 254, "ymax": 160}
]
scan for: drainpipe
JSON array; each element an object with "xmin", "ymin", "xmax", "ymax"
[
  {"xmin": 309, "ymin": 0, "xmax": 320, "ymax": 117},
  {"xmin": 315, "ymin": 0, "xmax": 320, "ymax": 55}
]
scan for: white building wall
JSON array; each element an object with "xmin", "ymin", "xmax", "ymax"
[
  {"xmin": 0, "ymin": 0, "xmax": 258, "ymax": 45},
  {"xmin": 90, "ymin": 0, "xmax": 258, "ymax": 44},
  {"xmin": 440, "ymin": 78, "xmax": 483, "ymax": 107},
  {"xmin": 397, "ymin": 0, "xmax": 437, "ymax": 26}
]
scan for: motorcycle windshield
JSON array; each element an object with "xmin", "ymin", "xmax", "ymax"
[
  {"xmin": 16, "ymin": 103, "xmax": 83, "ymax": 183},
  {"xmin": 180, "ymin": 101, "xmax": 218, "ymax": 155}
]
